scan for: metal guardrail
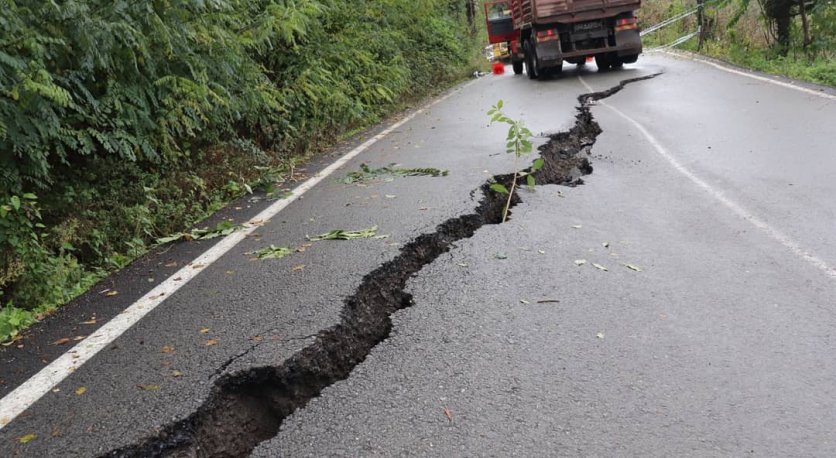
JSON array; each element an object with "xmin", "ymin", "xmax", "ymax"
[
  {"xmin": 657, "ymin": 30, "xmax": 702, "ymax": 49},
  {"xmin": 640, "ymin": 8, "xmax": 699, "ymax": 37},
  {"xmin": 640, "ymin": 0, "xmax": 719, "ymax": 50}
]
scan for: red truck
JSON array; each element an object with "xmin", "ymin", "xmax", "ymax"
[{"xmin": 485, "ymin": 0, "xmax": 642, "ymax": 79}]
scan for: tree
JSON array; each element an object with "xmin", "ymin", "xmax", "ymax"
[
  {"xmin": 465, "ymin": 0, "xmax": 477, "ymax": 34},
  {"xmin": 759, "ymin": 0, "xmax": 818, "ymax": 53}
]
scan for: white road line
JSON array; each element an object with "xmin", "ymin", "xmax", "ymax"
[
  {"xmin": 657, "ymin": 50, "xmax": 836, "ymax": 101},
  {"xmin": 0, "ymin": 79, "xmax": 481, "ymax": 430},
  {"xmin": 578, "ymin": 75, "xmax": 836, "ymax": 281}
]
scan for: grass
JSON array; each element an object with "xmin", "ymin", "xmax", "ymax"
[{"xmin": 696, "ymin": 42, "xmax": 836, "ymax": 87}]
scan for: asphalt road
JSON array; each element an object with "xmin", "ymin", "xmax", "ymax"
[{"xmin": 1, "ymin": 52, "xmax": 835, "ymax": 457}]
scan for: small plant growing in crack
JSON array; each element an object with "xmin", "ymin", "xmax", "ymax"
[{"xmin": 487, "ymin": 100, "xmax": 543, "ymax": 222}]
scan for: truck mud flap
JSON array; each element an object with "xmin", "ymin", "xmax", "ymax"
[
  {"xmin": 615, "ymin": 29, "xmax": 642, "ymax": 56},
  {"xmin": 535, "ymin": 40, "xmax": 563, "ymax": 66}
]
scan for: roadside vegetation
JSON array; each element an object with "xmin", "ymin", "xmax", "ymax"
[
  {"xmin": 0, "ymin": 0, "xmax": 483, "ymax": 342},
  {"xmin": 641, "ymin": 0, "xmax": 836, "ymax": 87}
]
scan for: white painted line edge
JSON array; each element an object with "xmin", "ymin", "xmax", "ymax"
[
  {"xmin": 656, "ymin": 49, "xmax": 836, "ymax": 101},
  {"xmin": 578, "ymin": 75, "xmax": 836, "ymax": 281},
  {"xmin": 0, "ymin": 78, "xmax": 481, "ymax": 430}
]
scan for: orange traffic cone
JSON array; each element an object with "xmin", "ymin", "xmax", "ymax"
[{"xmin": 492, "ymin": 61, "xmax": 505, "ymax": 75}]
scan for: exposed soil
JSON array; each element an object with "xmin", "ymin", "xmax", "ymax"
[{"xmin": 104, "ymin": 74, "xmax": 659, "ymax": 458}]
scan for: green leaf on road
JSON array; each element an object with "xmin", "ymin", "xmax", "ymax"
[
  {"xmin": 19, "ymin": 433, "xmax": 36, "ymax": 444},
  {"xmin": 490, "ymin": 183, "xmax": 509, "ymax": 195}
]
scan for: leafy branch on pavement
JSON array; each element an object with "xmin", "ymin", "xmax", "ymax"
[
  {"xmin": 155, "ymin": 221, "xmax": 240, "ymax": 245},
  {"xmin": 487, "ymin": 100, "xmax": 542, "ymax": 223},
  {"xmin": 247, "ymin": 245, "xmax": 292, "ymax": 260},
  {"xmin": 342, "ymin": 163, "xmax": 449, "ymax": 184},
  {"xmin": 307, "ymin": 226, "xmax": 380, "ymax": 241}
]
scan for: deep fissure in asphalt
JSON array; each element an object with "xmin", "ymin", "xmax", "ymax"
[{"xmin": 105, "ymin": 74, "xmax": 658, "ymax": 458}]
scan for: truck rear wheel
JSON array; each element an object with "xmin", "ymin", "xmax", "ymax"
[
  {"xmin": 512, "ymin": 60, "xmax": 523, "ymax": 75},
  {"xmin": 595, "ymin": 54, "xmax": 610, "ymax": 71},
  {"xmin": 543, "ymin": 63, "xmax": 563, "ymax": 77},
  {"xmin": 524, "ymin": 40, "xmax": 539, "ymax": 80},
  {"xmin": 620, "ymin": 54, "xmax": 639, "ymax": 64}
]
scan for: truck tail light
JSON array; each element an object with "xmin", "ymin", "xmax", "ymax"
[
  {"xmin": 615, "ymin": 17, "xmax": 637, "ymax": 32},
  {"xmin": 535, "ymin": 28, "xmax": 558, "ymax": 43}
]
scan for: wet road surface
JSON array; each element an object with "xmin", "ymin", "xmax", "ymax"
[{"xmin": 1, "ymin": 53, "xmax": 835, "ymax": 456}]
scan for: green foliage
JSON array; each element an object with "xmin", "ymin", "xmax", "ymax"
[
  {"xmin": 0, "ymin": 0, "xmax": 479, "ymax": 341},
  {"xmin": 0, "ymin": 193, "xmax": 43, "ymax": 296},
  {"xmin": 809, "ymin": 0, "xmax": 836, "ymax": 53},
  {"xmin": 0, "ymin": 305, "xmax": 35, "ymax": 342},
  {"xmin": 0, "ymin": 0, "xmax": 285, "ymax": 192},
  {"xmin": 0, "ymin": 193, "xmax": 101, "ymax": 340},
  {"xmin": 0, "ymin": 0, "xmax": 477, "ymax": 194},
  {"xmin": 487, "ymin": 100, "xmax": 535, "ymax": 223}
]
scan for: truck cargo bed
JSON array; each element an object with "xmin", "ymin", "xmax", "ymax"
[{"xmin": 513, "ymin": 0, "xmax": 641, "ymax": 26}]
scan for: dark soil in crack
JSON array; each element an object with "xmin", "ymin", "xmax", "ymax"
[{"xmin": 104, "ymin": 74, "xmax": 660, "ymax": 458}]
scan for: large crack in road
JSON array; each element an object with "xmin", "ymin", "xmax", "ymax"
[{"xmin": 105, "ymin": 74, "xmax": 659, "ymax": 458}]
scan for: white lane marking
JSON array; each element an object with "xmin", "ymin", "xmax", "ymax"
[
  {"xmin": 0, "ymin": 79, "xmax": 481, "ymax": 430},
  {"xmin": 656, "ymin": 50, "xmax": 836, "ymax": 101},
  {"xmin": 578, "ymin": 75, "xmax": 836, "ymax": 280}
]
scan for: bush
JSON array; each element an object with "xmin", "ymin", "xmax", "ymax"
[{"xmin": 0, "ymin": 193, "xmax": 100, "ymax": 341}]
